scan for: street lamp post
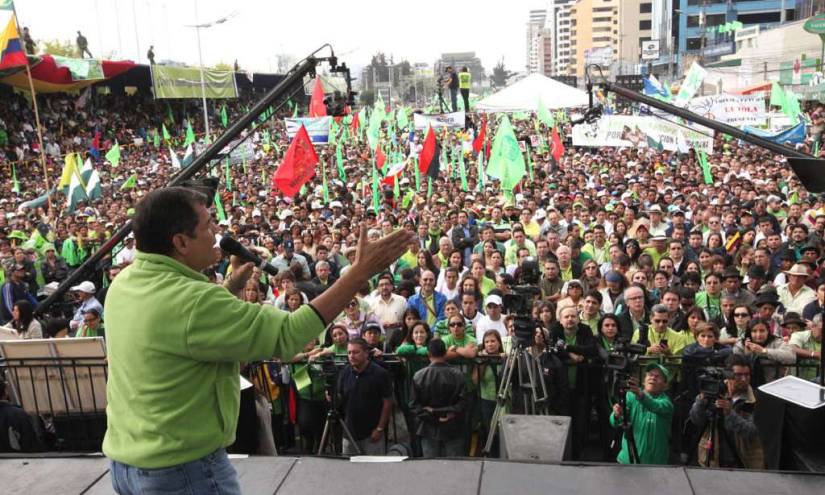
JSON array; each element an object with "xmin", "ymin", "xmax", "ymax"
[{"xmin": 186, "ymin": 3, "xmax": 238, "ymax": 143}]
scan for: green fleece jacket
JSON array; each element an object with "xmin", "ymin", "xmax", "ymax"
[
  {"xmin": 102, "ymin": 252, "xmax": 324, "ymax": 468},
  {"xmin": 610, "ymin": 390, "xmax": 674, "ymax": 465}
]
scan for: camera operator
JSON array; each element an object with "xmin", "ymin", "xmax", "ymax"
[
  {"xmin": 336, "ymin": 338, "xmax": 393, "ymax": 455},
  {"xmin": 789, "ymin": 313, "xmax": 822, "ymax": 381},
  {"xmin": 409, "ymin": 339, "xmax": 469, "ymax": 457},
  {"xmin": 443, "ymin": 66, "xmax": 459, "ymax": 112},
  {"xmin": 688, "ymin": 354, "xmax": 765, "ymax": 469},
  {"xmin": 610, "ymin": 363, "xmax": 674, "ymax": 465},
  {"xmin": 551, "ymin": 305, "xmax": 597, "ymax": 459}
]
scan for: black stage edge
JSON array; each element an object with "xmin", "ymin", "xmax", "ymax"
[{"xmin": 0, "ymin": 455, "xmax": 822, "ymax": 495}]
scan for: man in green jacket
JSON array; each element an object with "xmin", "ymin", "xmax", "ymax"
[
  {"xmin": 104, "ymin": 187, "xmax": 413, "ymax": 494},
  {"xmin": 610, "ymin": 362, "xmax": 674, "ymax": 465}
]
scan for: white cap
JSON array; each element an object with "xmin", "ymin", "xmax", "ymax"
[
  {"xmin": 279, "ymin": 209, "xmax": 294, "ymax": 221},
  {"xmin": 252, "ymin": 209, "xmax": 261, "ymax": 217},
  {"xmin": 70, "ymin": 281, "xmax": 96, "ymax": 294},
  {"xmin": 535, "ymin": 208, "xmax": 547, "ymax": 219},
  {"xmin": 486, "ymin": 294, "xmax": 503, "ymax": 307},
  {"xmin": 330, "ymin": 200, "xmax": 343, "ymax": 208}
]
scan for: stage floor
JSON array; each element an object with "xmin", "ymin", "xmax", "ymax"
[{"xmin": 0, "ymin": 455, "xmax": 822, "ymax": 495}]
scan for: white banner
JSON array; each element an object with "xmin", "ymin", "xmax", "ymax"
[
  {"xmin": 572, "ymin": 115, "xmax": 714, "ymax": 153},
  {"xmin": 686, "ymin": 94, "xmax": 766, "ymax": 127},
  {"xmin": 284, "ymin": 117, "xmax": 332, "ymax": 144},
  {"xmin": 674, "ymin": 61, "xmax": 708, "ymax": 107},
  {"xmin": 641, "ymin": 40, "xmax": 660, "ymax": 61},
  {"xmin": 413, "ymin": 111, "xmax": 466, "ymax": 130}
]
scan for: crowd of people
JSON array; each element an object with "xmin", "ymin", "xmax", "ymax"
[{"xmin": 0, "ymin": 76, "xmax": 822, "ymax": 468}]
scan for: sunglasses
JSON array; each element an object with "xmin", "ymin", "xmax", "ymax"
[
  {"xmin": 449, "ymin": 321, "xmax": 464, "ymax": 328},
  {"xmin": 652, "ymin": 319, "xmax": 669, "ymax": 324},
  {"xmin": 734, "ymin": 313, "xmax": 750, "ymax": 317}
]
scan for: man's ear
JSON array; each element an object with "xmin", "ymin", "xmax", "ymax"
[{"xmin": 171, "ymin": 233, "xmax": 189, "ymax": 257}]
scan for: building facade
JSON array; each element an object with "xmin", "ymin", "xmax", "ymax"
[
  {"xmin": 569, "ymin": 0, "xmax": 619, "ymax": 77},
  {"xmin": 526, "ymin": 8, "xmax": 549, "ymax": 74}
]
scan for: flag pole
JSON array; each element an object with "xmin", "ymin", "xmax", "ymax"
[{"xmin": 11, "ymin": 4, "xmax": 53, "ymax": 213}]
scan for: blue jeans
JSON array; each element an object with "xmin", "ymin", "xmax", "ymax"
[{"xmin": 110, "ymin": 448, "xmax": 241, "ymax": 495}]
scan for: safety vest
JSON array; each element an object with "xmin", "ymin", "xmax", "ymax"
[{"xmin": 459, "ymin": 72, "xmax": 471, "ymax": 89}]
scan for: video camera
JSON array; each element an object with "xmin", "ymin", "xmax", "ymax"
[
  {"xmin": 502, "ymin": 258, "xmax": 542, "ymax": 346},
  {"xmin": 698, "ymin": 367, "xmax": 731, "ymax": 402},
  {"xmin": 605, "ymin": 338, "xmax": 647, "ymax": 394}
]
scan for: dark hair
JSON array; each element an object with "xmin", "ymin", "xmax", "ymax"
[
  {"xmin": 428, "ymin": 338, "xmax": 447, "ymax": 357},
  {"xmin": 597, "ymin": 313, "xmax": 621, "ymax": 338},
  {"xmin": 404, "ymin": 320, "xmax": 432, "ymax": 345},
  {"xmin": 585, "ymin": 290, "xmax": 603, "ymax": 304},
  {"xmin": 727, "ymin": 353, "xmax": 752, "ymax": 370},
  {"xmin": 12, "ymin": 300, "xmax": 34, "ymax": 334},
  {"xmin": 132, "ymin": 187, "xmax": 209, "ymax": 256},
  {"xmin": 44, "ymin": 318, "xmax": 69, "ymax": 338},
  {"xmin": 348, "ymin": 337, "xmax": 370, "ymax": 351},
  {"xmin": 744, "ymin": 317, "xmax": 776, "ymax": 344}
]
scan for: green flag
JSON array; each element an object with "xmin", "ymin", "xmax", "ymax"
[
  {"xmin": 120, "ymin": 174, "xmax": 137, "ymax": 190},
  {"xmin": 525, "ymin": 145, "xmax": 534, "ymax": 181},
  {"xmin": 153, "ymin": 128, "xmax": 160, "ymax": 147},
  {"xmin": 414, "ymin": 157, "xmax": 421, "ymax": 190},
  {"xmin": 371, "ymin": 160, "xmax": 380, "ymax": 214},
  {"xmin": 167, "ymin": 104, "xmax": 175, "ymax": 124},
  {"xmin": 769, "ymin": 81, "xmax": 784, "ymax": 108},
  {"xmin": 292, "ymin": 102, "xmax": 299, "ymax": 118},
  {"xmin": 224, "ymin": 158, "xmax": 232, "ymax": 191},
  {"xmin": 537, "ymin": 98, "xmax": 554, "ymax": 127},
  {"xmin": 485, "ymin": 115, "xmax": 525, "ymax": 191},
  {"xmin": 697, "ymin": 149, "xmax": 713, "ymax": 184},
  {"xmin": 220, "ymin": 105, "xmax": 228, "ymax": 127},
  {"xmin": 162, "ymin": 123, "xmax": 171, "ymax": 143},
  {"xmin": 322, "ymin": 160, "xmax": 330, "ymax": 204},
  {"xmin": 427, "ymin": 176, "xmax": 432, "ymax": 198},
  {"xmin": 184, "ymin": 121, "xmax": 196, "ymax": 147},
  {"xmin": 477, "ymin": 152, "xmax": 484, "ymax": 191},
  {"xmin": 458, "ymin": 150, "xmax": 468, "ymax": 190},
  {"xmin": 336, "ymin": 142, "xmax": 346, "ymax": 181},
  {"xmin": 782, "ymin": 90, "xmax": 802, "ymax": 122},
  {"xmin": 396, "ymin": 107, "xmax": 409, "ymax": 130},
  {"xmin": 106, "ymin": 141, "xmax": 121, "ymax": 167},
  {"xmin": 11, "ymin": 165, "xmax": 20, "ymax": 194},
  {"xmin": 214, "ymin": 191, "xmax": 226, "ymax": 221}
]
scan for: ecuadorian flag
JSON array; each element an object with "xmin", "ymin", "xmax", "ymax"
[{"xmin": 0, "ymin": 1, "xmax": 27, "ymax": 70}]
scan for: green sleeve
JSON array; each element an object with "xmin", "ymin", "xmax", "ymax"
[
  {"xmin": 639, "ymin": 392, "xmax": 674, "ymax": 417},
  {"xmin": 185, "ymin": 287, "xmax": 325, "ymax": 363},
  {"xmin": 396, "ymin": 343, "xmax": 415, "ymax": 355}
]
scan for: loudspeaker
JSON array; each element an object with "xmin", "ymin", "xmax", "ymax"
[{"xmin": 498, "ymin": 414, "xmax": 571, "ymax": 462}]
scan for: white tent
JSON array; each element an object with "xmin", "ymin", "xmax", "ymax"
[{"xmin": 475, "ymin": 73, "xmax": 589, "ymax": 112}]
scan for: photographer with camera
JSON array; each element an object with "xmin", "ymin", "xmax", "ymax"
[
  {"xmin": 610, "ymin": 363, "xmax": 674, "ymax": 465},
  {"xmin": 688, "ymin": 354, "xmax": 765, "ymax": 469},
  {"xmin": 442, "ymin": 66, "xmax": 459, "ymax": 112}
]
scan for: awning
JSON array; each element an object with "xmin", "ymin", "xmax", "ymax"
[
  {"xmin": 730, "ymin": 82, "xmax": 771, "ymax": 95},
  {"xmin": 0, "ymin": 55, "xmax": 136, "ymax": 93}
]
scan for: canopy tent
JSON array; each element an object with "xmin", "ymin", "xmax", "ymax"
[{"xmin": 474, "ymin": 73, "xmax": 589, "ymax": 112}]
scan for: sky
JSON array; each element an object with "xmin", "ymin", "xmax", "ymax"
[{"xmin": 15, "ymin": 0, "xmax": 538, "ymax": 76}]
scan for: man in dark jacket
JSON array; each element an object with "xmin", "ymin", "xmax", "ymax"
[
  {"xmin": 450, "ymin": 210, "xmax": 479, "ymax": 268},
  {"xmin": 617, "ymin": 285, "xmax": 650, "ymax": 341},
  {"xmin": 0, "ymin": 380, "xmax": 41, "ymax": 452},
  {"xmin": 409, "ymin": 339, "xmax": 469, "ymax": 457},
  {"xmin": 551, "ymin": 306, "xmax": 597, "ymax": 459}
]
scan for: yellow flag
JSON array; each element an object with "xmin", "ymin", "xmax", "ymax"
[{"xmin": 58, "ymin": 153, "xmax": 78, "ymax": 189}]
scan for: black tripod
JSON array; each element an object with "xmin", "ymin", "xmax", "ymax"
[
  {"xmin": 317, "ymin": 379, "xmax": 361, "ymax": 456},
  {"xmin": 613, "ymin": 377, "xmax": 640, "ymax": 464},
  {"xmin": 482, "ymin": 341, "xmax": 550, "ymax": 455},
  {"xmin": 435, "ymin": 79, "xmax": 449, "ymax": 114}
]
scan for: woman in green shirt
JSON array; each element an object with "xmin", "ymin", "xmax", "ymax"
[
  {"xmin": 694, "ymin": 272, "xmax": 723, "ymax": 321},
  {"xmin": 474, "ymin": 329, "xmax": 505, "ymax": 454},
  {"xmin": 308, "ymin": 324, "xmax": 349, "ymax": 361},
  {"xmin": 290, "ymin": 339, "xmax": 327, "ymax": 453},
  {"xmin": 432, "ymin": 300, "xmax": 472, "ymax": 338}
]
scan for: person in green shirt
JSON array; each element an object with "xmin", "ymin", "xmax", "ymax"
[
  {"xmin": 442, "ymin": 315, "xmax": 478, "ymax": 361},
  {"xmin": 610, "ymin": 362, "xmax": 674, "ymax": 465},
  {"xmin": 694, "ymin": 272, "xmax": 723, "ymax": 321},
  {"xmin": 104, "ymin": 187, "xmax": 413, "ymax": 492}
]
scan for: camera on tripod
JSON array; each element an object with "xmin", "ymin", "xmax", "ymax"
[
  {"xmin": 606, "ymin": 338, "xmax": 647, "ymax": 393},
  {"xmin": 502, "ymin": 258, "xmax": 542, "ymax": 346}
]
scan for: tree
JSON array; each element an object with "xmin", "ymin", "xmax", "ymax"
[
  {"xmin": 213, "ymin": 61, "xmax": 233, "ymax": 72},
  {"xmin": 40, "ymin": 38, "xmax": 76, "ymax": 57},
  {"xmin": 360, "ymin": 89, "xmax": 375, "ymax": 107},
  {"xmin": 491, "ymin": 58, "xmax": 513, "ymax": 88},
  {"xmin": 398, "ymin": 60, "xmax": 412, "ymax": 77}
]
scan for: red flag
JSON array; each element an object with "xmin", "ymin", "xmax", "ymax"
[
  {"xmin": 551, "ymin": 127, "xmax": 565, "ymax": 161},
  {"xmin": 272, "ymin": 125, "xmax": 318, "ymax": 197},
  {"xmin": 473, "ymin": 117, "xmax": 487, "ymax": 154},
  {"xmin": 308, "ymin": 76, "xmax": 327, "ymax": 117},
  {"xmin": 375, "ymin": 143, "xmax": 386, "ymax": 169},
  {"xmin": 381, "ymin": 161, "xmax": 405, "ymax": 186},
  {"xmin": 350, "ymin": 113, "xmax": 360, "ymax": 133},
  {"xmin": 418, "ymin": 126, "xmax": 437, "ymax": 175}
]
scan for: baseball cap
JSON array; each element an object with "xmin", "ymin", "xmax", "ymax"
[
  {"xmin": 70, "ymin": 281, "xmax": 96, "ymax": 294},
  {"xmin": 644, "ymin": 362, "xmax": 671, "ymax": 383},
  {"xmin": 486, "ymin": 294, "xmax": 503, "ymax": 307}
]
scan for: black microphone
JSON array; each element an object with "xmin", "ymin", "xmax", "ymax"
[{"xmin": 219, "ymin": 236, "xmax": 279, "ymax": 277}]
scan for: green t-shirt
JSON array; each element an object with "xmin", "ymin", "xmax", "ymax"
[
  {"xmin": 442, "ymin": 333, "xmax": 477, "ymax": 348},
  {"xmin": 610, "ymin": 391, "xmax": 674, "ymax": 465}
]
